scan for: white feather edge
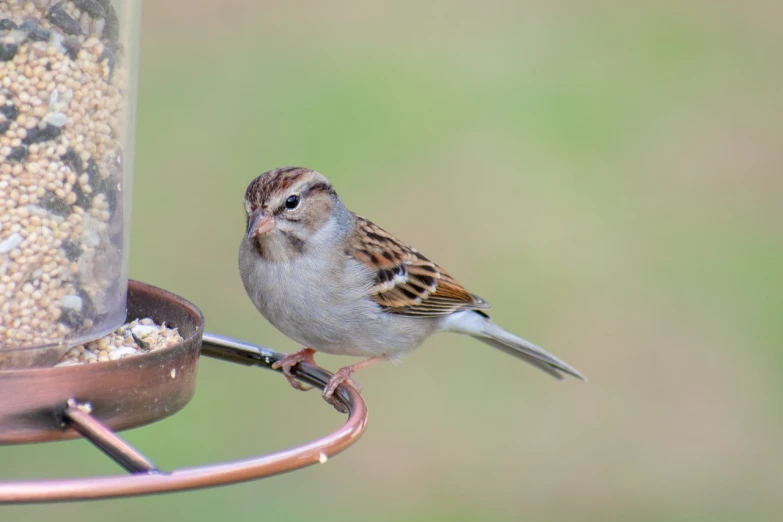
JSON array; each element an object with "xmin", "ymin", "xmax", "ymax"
[{"xmin": 439, "ymin": 310, "xmax": 586, "ymax": 380}]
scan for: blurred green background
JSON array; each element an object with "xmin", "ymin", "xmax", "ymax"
[{"xmin": 2, "ymin": 0, "xmax": 782, "ymax": 520}]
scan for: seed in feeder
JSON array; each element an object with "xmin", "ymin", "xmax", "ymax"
[
  {"xmin": 0, "ymin": 43, "xmax": 18, "ymax": 62},
  {"xmin": 8, "ymin": 29, "xmax": 29, "ymax": 45},
  {"xmin": 7, "ymin": 145, "xmax": 27, "ymax": 162},
  {"xmin": 0, "ymin": 233, "xmax": 23, "ymax": 254},
  {"xmin": 60, "ymin": 294, "xmax": 83, "ymax": 312},
  {"xmin": 0, "ymin": 19, "xmax": 18, "ymax": 31},
  {"xmin": 44, "ymin": 112, "xmax": 67, "ymax": 127},
  {"xmin": 22, "ymin": 123, "xmax": 62, "ymax": 145},
  {"xmin": 56, "ymin": 319, "xmax": 184, "ymax": 366},
  {"xmin": 62, "ymin": 36, "xmax": 80, "ymax": 60},
  {"xmin": 100, "ymin": 10, "xmax": 118, "ymax": 44},
  {"xmin": 131, "ymin": 324, "xmax": 157, "ymax": 338},
  {"xmin": 101, "ymin": 184, "xmax": 117, "ymax": 213},
  {"xmin": 131, "ymin": 332, "xmax": 150, "ymax": 351},
  {"xmin": 25, "ymin": 162, "xmax": 41, "ymax": 175},
  {"xmin": 84, "ymin": 158, "xmax": 99, "ymax": 182},
  {"xmin": 59, "ymin": 238, "xmax": 82, "ymax": 261},
  {"xmin": 58, "ymin": 308, "xmax": 82, "ymax": 328},
  {"xmin": 60, "ymin": 147, "xmax": 83, "ymax": 173},
  {"xmin": 18, "ymin": 19, "xmax": 38, "ymax": 32},
  {"xmin": 72, "ymin": 0, "xmax": 105, "ymax": 19},
  {"xmin": 0, "ymin": 104, "xmax": 19, "ymax": 121},
  {"xmin": 28, "ymin": 26, "xmax": 51, "ymax": 42},
  {"xmin": 71, "ymin": 180, "xmax": 91, "ymax": 208},
  {"xmin": 46, "ymin": 4, "xmax": 82, "ymax": 36},
  {"xmin": 39, "ymin": 192, "xmax": 71, "ymax": 216},
  {"xmin": 19, "ymin": 19, "xmax": 50, "ymax": 42},
  {"xmin": 78, "ymin": 12, "xmax": 90, "ymax": 36},
  {"xmin": 92, "ymin": 18, "xmax": 104, "ymax": 37},
  {"xmin": 0, "ymin": 120, "xmax": 11, "ymax": 135},
  {"xmin": 99, "ymin": 44, "xmax": 116, "ymax": 75},
  {"xmin": 76, "ymin": 287, "xmax": 95, "ymax": 317},
  {"xmin": 108, "ymin": 347, "xmax": 136, "ymax": 360}
]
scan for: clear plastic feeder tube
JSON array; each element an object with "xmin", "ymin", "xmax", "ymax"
[{"xmin": 0, "ymin": 0, "xmax": 140, "ymax": 368}]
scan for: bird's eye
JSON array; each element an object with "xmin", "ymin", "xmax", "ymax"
[{"xmin": 285, "ymin": 195, "xmax": 301, "ymax": 210}]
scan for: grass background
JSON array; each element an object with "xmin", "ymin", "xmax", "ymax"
[{"xmin": 2, "ymin": 0, "xmax": 782, "ymax": 520}]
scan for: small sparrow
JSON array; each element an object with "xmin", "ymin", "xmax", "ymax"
[{"xmin": 239, "ymin": 167, "xmax": 584, "ymax": 410}]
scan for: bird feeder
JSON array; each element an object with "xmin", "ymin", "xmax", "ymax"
[{"xmin": 0, "ymin": 0, "xmax": 368, "ymax": 503}]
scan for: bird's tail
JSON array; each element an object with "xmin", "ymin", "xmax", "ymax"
[
  {"xmin": 450, "ymin": 312, "xmax": 585, "ymax": 380},
  {"xmin": 475, "ymin": 320, "xmax": 585, "ymax": 380}
]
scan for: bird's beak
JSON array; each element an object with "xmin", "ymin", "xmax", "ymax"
[{"xmin": 247, "ymin": 210, "xmax": 275, "ymax": 239}]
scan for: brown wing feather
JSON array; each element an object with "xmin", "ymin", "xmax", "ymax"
[{"xmin": 348, "ymin": 215, "xmax": 490, "ymax": 317}]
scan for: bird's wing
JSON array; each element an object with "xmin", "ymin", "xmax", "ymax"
[{"xmin": 347, "ymin": 215, "xmax": 491, "ymax": 317}]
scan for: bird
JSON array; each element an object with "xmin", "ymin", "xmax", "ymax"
[{"xmin": 238, "ymin": 166, "xmax": 584, "ymax": 410}]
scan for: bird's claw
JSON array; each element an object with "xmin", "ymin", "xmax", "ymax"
[
  {"xmin": 323, "ymin": 392, "xmax": 349, "ymax": 414},
  {"xmin": 322, "ymin": 366, "xmax": 362, "ymax": 413},
  {"xmin": 282, "ymin": 370, "xmax": 313, "ymax": 392},
  {"xmin": 271, "ymin": 348, "xmax": 317, "ymax": 392}
]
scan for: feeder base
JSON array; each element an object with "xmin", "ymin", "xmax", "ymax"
[{"xmin": 0, "ymin": 280, "xmax": 204, "ymax": 445}]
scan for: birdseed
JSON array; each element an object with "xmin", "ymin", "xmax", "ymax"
[
  {"xmin": 55, "ymin": 317, "xmax": 184, "ymax": 366},
  {"xmin": 0, "ymin": 0, "xmax": 131, "ymax": 353}
]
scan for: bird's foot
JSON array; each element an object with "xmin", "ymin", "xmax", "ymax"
[
  {"xmin": 272, "ymin": 348, "xmax": 317, "ymax": 391},
  {"xmin": 322, "ymin": 367, "xmax": 362, "ymax": 414},
  {"xmin": 324, "ymin": 367, "xmax": 362, "ymax": 398},
  {"xmin": 322, "ymin": 355, "xmax": 389, "ymax": 413}
]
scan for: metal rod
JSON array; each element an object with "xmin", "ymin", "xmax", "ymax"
[
  {"xmin": 200, "ymin": 332, "xmax": 280, "ymax": 367},
  {"xmin": 200, "ymin": 332, "xmax": 353, "ymax": 407},
  {"xmin": 62, "ymin": 402, "xmax": 159, "ymax": 474}
]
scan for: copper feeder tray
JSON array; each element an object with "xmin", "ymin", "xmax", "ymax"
[{"xmin": 0, "ymin": 280, "xmax": 368, "ymax": 504}]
